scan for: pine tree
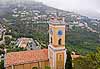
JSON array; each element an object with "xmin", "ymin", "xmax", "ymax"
[{"xmin": 65, "ymin": 50, "xmax": 72, "ymax": 69}]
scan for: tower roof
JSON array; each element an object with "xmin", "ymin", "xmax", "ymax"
[{"xmin": 49, "ymin": 17, "xmax": 65, "ymax": 25}]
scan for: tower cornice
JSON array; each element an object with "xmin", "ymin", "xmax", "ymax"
[{"xmin": 48, "ymin": 44, "xmax": 65, "ymax": 51}]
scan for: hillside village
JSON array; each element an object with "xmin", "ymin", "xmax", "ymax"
[
  {"xmin": 0, "ymin": 0, "xmax": 99, "ymax": 52},
  {"xmin": 0, "ymin": 0, "xmax": 100, "ymax": 69},
  {"xmin": 0, "ymin": 2, "xmax": 100, "ymax": 33}
]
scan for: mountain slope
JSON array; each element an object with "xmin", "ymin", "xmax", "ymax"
[{"xmin": 0, "ymin": 0, "xmax": 100, "ymax": 54}]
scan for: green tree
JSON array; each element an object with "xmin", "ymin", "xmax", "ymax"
[
  {"xmin": 32, "ymin": 67, "xmax": 38, "ymax": 69},
  {"xmin": 0, "ymin": 60, "xmax": 4, "ymax": 69},
  {"xmin": 65, "ymin": 50, "xmax": 72, "ymax": 69},
  {"xmin": 0, "ymin": 32, "xmax": 4, "ymax": 41},
  {"xmin": 0, "ymin": 44, "xmax": 5, "ymax": 49},
  {"xmin": 45, "ymin": 66, "xmax": 51, "ymax": 69},
  {"xmin": 4, "ymin": 36, "xmax": 11, "ymax": 45},
  {"xmin": 73, "ymin": 47, "xmax": 100, "ymax": 69}
]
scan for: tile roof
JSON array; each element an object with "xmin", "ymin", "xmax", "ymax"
[
  {"xmin": 71, "ymin": 55, "xmax": 80, "ymax": 59},
  {"xmin": 6, "ymin": 49, "xmax": 48, "ymax": 67},
  {"xmin": 17, "ymin": 38, "xmax": 33, "ymax": 48}
]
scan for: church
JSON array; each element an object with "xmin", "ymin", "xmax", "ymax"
[{"xmin": 6, "ymin": 17, "xmax": 66, "ymax": 69}]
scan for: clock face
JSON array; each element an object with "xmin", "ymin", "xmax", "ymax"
[
  {"xmin": 58, "ymin": 30, "xmax": 63, "ymax": 36},
  {"xmin": 50, "ymin": 29, "xmax": 53, "ymax": 35}
]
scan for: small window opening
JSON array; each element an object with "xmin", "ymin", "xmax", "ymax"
[
  {"xmin": 58, "ymin": 39, "xmax": 61, "ymax": 45},
  {"xmin": 51, "ymin": 37, "xmax": 52, "ymax": 43}
]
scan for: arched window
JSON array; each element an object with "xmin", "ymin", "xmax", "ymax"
[{"xmin": 58, "ymin": 39, "xmax": 61, "ymax": 45}]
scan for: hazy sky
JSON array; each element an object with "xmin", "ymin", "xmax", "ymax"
[
  {"xmin": 35, "ymin": 0, "xmax": 100, "ymax": 18},
  {"xmin": 36, "ymin": 0, "xmax": 100, "ymax": 13},
  {"xmin": 1, "ymin": 0, "xmax": 100, "ymax": 18}
]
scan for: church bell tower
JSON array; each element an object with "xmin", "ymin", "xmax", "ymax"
[{"xmin": 48, "ymin": 17, "xmax": 66, "ymax": 69}]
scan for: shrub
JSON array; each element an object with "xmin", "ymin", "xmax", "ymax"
[
  {"xmin": 45, "ymin": 66, "xmax": 51, "ymax": 69},
  {"xmin": 32, "ymin": 67, "xmax": 38, "ymax": 69}
]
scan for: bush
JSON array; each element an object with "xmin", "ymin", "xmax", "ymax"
[
  {"xmin": 0, "ymin": 38, "xmax": 3, "ymax": 41},
  {"xmin": 32, "ymin": 67, "xmax": 38, "ymax": 69},
  {"xmin": 65, "ymin": 50, "xmax": 72, "ymax": 69},
  {"xmin": 4, "ymin": 36, "xmax": 11, "ymax": 45},
  {"xmin": 45, "ymin": 66, "xmax": 51, "ymax": 69},
  {"xmin": 0, "ymin": 60, "xmax": 4, "ymax": 69}
]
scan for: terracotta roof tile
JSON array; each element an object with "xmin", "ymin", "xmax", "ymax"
[{"xmin": 6, "ymin": 49, "xmax": 48, "ymax": 67}]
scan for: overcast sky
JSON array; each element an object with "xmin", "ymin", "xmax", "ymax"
[
  {"xmin": 35, "ymin": 0, "xmax": 100, "ymax": 18},
  {"xmin": 36, "ymin": 0, "xmax": 100, "ymax": 13},
  {"xmin": 1, "ymin": 0, "xmax": 100, "ymax": 18}
]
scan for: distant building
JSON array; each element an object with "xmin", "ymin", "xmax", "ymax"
[
  {"xmin": 16, "ymin": 38, "xmax": 33, "ymax": 48},
  {"xmin": 71, "ymin": 51, "xmax": 80, "ymax": 60}
]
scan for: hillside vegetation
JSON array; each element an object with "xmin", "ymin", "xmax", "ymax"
[{"xmin": 0, "ymin": 0, "xmax": 100, "ymax": 55}]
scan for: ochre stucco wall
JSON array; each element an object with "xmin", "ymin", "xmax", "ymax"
[
  {"xmin": 6, "ymin": 61, "xmax": 49, "ymax": 69},
  {"xmin": 49, "ymin": 24, "xmax": 65, "ymax": 48}
]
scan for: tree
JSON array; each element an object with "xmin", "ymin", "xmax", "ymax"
[
  {"xmin": 32, "ymin": 67, "xmax": 38, "ymax": 69},
  {"xmin": 1, "ymin": 32, "xmax": 4, "ymax": 40},
  {"xmin": 73, "ymin": 47, "xmax": 100, "ymax": 69},
  {"xmin": 4, "ymin": 36, "xmax": 11, "ymax": 45},
  {"xmin": 73, "ymin": 57, "xmax": 94, "ymax": 69},
  {"xmin": 0, "ymin": 60, "xmax": 4, "ymax": 69},
  {"xmin": 0, "ymin": 32, "xmax": 4, "ymax": 41},
  {"xmin": 0, "ymin": 44, "xmax": 5, "ymax": 49},
  {"xmin": 65, "ymin": 50, "xmax": 72, "ymax": 69},
  {"xmin": 45, "ymin": 66, "xmax": 51, "ymax": 69}
]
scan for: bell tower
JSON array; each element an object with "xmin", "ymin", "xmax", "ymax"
[{"xmin": 48, "ymin": 17, "xmax": 66, "ymax": 69}]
